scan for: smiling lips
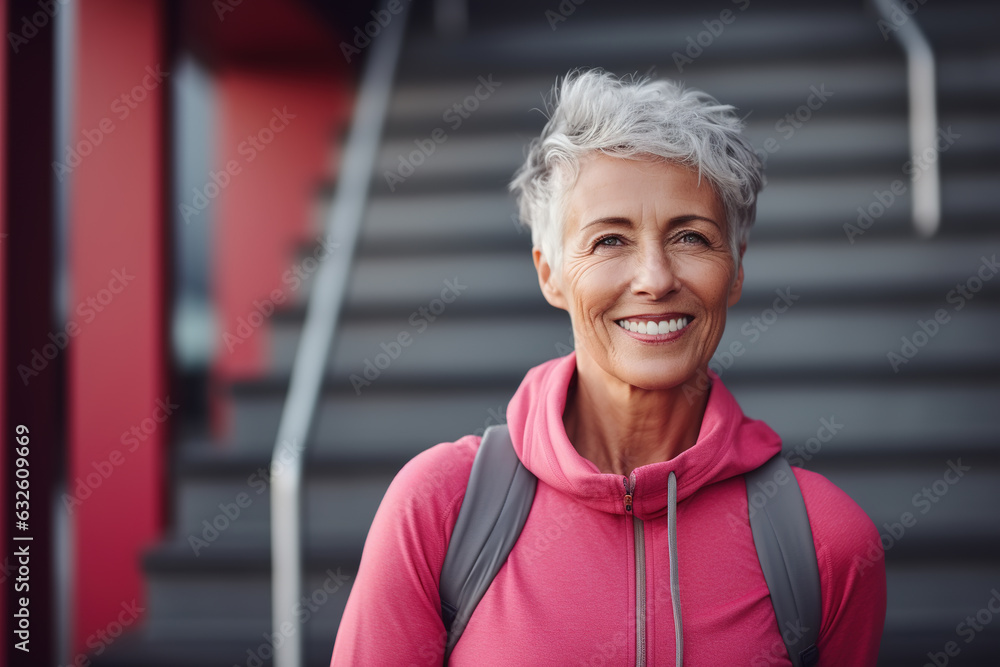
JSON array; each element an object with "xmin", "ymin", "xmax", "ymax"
[{"xmin": 616, "ymin": 316, "xmax": 692, "ymax": 335}]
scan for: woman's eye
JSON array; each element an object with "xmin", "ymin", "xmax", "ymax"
[
  {"xmin": 593, "ymin": 235, "xmax": 623, "ymax": 248},
  {"xmin": 679, "ymin": 232, "xmax": 708, "ymax": 245}
]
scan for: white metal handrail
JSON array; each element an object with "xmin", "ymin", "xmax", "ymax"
[
  {"xmin": 270, "ymin": 5, "xmax": 410, "ymax": 667},
  {"xmin": 873, "ymin": 0, "xmax": 941, "ymax": 238}
]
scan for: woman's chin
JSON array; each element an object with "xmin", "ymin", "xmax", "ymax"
[{"xmin": 607, "ymin": 355, "xmax": 702, "ymax": 393}]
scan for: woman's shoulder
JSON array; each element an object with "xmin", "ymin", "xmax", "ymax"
[
  {"xmin": 379, "ymin": 434, "xmax": 482, "ymax": 520},
  {"xmin": 790, "ymin": 466, "xmax": 884, "ymax": 577},
  {"xmin": 791, "ymin": 467, "xmax": 875, "ymax": 526},
  {"xmin": 789, "ymin": 467, "xmax": 887, "ymax": 655}
]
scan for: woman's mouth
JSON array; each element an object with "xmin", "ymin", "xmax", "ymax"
[{"xmin": 615, "ymin": 316, "xmax": 692, "ymax": 336}]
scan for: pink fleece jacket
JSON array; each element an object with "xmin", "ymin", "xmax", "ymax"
[{"xmin": 331, "ymin": 352, "xmax": 886, "ymax": 666}]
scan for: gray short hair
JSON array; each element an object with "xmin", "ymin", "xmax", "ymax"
[{"xmin": 509, "ymin": 68, "xmax": 764, "ymax": 270}]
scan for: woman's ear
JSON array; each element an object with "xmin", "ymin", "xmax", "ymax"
[
  {"xmin": 727, "ymin": 243, "xmax": 745, "ymax": 308},
  {"xmin": 533, "ymin": 247, "xmax": 568, "ymax": 311}
]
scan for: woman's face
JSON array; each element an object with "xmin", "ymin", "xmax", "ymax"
[{"xmin": 534, "ymin": 154, "xmax": 743, "ymax": 391}]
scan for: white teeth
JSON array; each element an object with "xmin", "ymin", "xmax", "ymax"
[{"xmin": 617, "ymin": 316, "xmax": 690, "ymax": 335}]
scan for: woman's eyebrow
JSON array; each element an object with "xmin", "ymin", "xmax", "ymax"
[
  {"xmin": 580, "ymin": 214, "xmax": 720, "ymax": 231},
  {"xmin": 670, "ymin": 214, "xmax": 721, "ymax": 230},
  {"xmin": 580, "ymin": 216, "xmax": 633, "ymax": 231}
]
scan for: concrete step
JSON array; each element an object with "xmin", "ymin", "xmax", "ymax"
[
  {"xmin": 385, "ymin": 59, "xmax": 908, "ymax": 134},
  {"xmin": 385, "ymin": 53, "xmax": 999, "ymax": 132},
  {"xmin": 141, "ymin": 539, "xmax": 352, "ymax": 644},
  {"xmin": 399, "ymin": 12, "xmax": 893, "ymax": 80}
]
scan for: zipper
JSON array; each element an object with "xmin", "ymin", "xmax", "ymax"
[{"xmin": 624, "ymin": 474, "xmax": 646, "ymax": 667}]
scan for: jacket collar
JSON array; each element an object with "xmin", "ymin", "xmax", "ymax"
[{"xmin": 505, "ymin": 352, "xmax": 782, "ymax": 519}]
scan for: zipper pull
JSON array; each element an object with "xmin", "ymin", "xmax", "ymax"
[{"xmin": 623, "ymin": 476, "xmax": 633, "ymax": 513}]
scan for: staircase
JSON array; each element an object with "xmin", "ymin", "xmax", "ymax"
[{"xmin": 93, "ymin": 1, "xmax": 1000, "ymax": 665}]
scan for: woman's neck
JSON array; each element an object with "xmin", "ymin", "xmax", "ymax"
[{"xmin": 562, "ymin": 357, "xmax": 710, "ymax": 477}]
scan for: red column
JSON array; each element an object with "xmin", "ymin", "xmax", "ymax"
[{"xmin": 67, "ymin": 0, "xmax": 167, "ymax": 654}]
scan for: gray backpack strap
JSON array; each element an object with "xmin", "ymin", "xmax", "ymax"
[
  {"xmin": 746, "ymin": 454, "xmax": 822, "ymax": 667},
  {"xmin": 439, "ymin": 424, "xmax": 536, "ymax": 663}
]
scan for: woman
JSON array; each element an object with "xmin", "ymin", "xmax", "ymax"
[{"xmin": 331, "ymin": 69, "xmax": 886, "ymax": 666}]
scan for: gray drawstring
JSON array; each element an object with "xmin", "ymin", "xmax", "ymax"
[{"xmin": 667, "ymin": 471, "xmax": 683, "ymax": 666}]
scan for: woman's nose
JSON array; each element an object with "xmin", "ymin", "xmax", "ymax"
[{"xmin": 630, "ymin": 245, "xmax": 680, "ymax": 299}]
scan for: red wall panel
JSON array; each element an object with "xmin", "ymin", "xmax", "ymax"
[{"xmin": 67, "ymin": 0, "xmax": 167, "ymax": 654}]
